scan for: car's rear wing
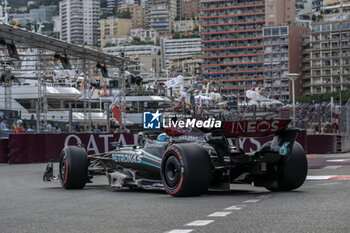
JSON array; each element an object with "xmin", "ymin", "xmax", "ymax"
[
  {"xmin": 163, "ymin": 119, "xmax": 292, "ymax": 138},
  {"xmin": 220, "ymin": 119, "xmax": 292, "ymax": 138},
  {"xmin": 217, "ymin": 119, "xmax": 298, "ymax": 156},
  {"xmin": 163, "ymin": 119, "xmax": 298, "ymax": 155}
]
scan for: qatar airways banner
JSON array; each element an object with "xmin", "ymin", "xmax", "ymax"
[
  {"xmin": 8, "ymin": 133, "xmax": 137, "ymax": 164},
  {"xmin": 4, "ymin": 130, "xmax": 336, "ymax": 164}
]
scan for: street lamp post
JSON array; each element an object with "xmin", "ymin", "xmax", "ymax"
[{"xmin": 287, "ymin": 73, "xmax": 299, "ymax": 128}]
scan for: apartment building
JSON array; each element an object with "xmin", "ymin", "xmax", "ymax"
[
  {"xmin": 181, "ymin": 0, "xmax": 201, "ymax": 19},
  {"xmin": 99, "ymin": 17, "xmax": 133, "ymax": 47},
  {"xmin": 107, "ymin": 0, "xmax": 141, "ymax": 13},
  {"xmin": 59, "ymin": 0, "xmax": 100, "ymax": 45},
  {"xmin": 118, "ymin": 5, "xmax": 145, "ymax": 28},
  {"xmin": 160, "ymin": 38, "xmax": 201, "ymax": 69},
  {"xmin": 103, "ymin": 45, "xmax": 161, "ymax": 75},
  {"xmin": 200, "ymin": 0, "xmax": 297, "ymax": 97},
  {"xmin": 131, "ymin": 28, "xmax": 158, "ymax": 43},
  {"xmin": 264, "ymin": 25, "xmax": 309, "ymax": 100},
  {"xmin": 107, "ymin": 0, "xmax": 117, "ymax": 13},
  {"xmin": 169, "ymin": 54, "xmax": 202, "ymax": 76},
  {"xmin": 312, "ymin": 0, "xmax": 324, "ymax": 13},
  {"xmin": 295, "ymin": 0, "xmax": 314, "ymax": 27},
  {"xmin": 145, "ymin": 0, "xmax": 177, "ymax": 33},
  {"xmin": 173, "ymin": 20, "xmax": 198, "ymax": 32},
  {"xmin": 303, "ymin": 0, "xmax": 350, "ymax": 95},
  {"xmin": 103, "ymin": 44, "xmax": 161, "ymax": 57},
  {"xmin": 12, "ymin": 5, "xmax": 58, "ymax": 25}
]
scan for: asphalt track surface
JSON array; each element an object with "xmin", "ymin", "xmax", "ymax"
[{"xmin": 1, "ymin": 153, "xmax": 350, "ymax": 233}]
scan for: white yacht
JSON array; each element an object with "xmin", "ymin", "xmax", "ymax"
[
  {"xmin": 0, "ymin": 79, "xmax": 107, "ymax": 122},
  {"xmin": 0, "ymin": 79, "xmax": 172, "ymax": 125}
]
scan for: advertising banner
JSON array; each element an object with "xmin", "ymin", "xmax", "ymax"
[
  {"xmin": 8, "ymin": 133, "xmax": 137, "ymax": 164},
  {"xmin": 0, "ymin": 138, "xmax": 8, "ymax": 163},
  {"xmin": 4, "ymin": 130, "xmax": 338, "ymax": 164}
]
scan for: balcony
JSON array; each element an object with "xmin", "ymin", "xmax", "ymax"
[
  {"xmin": 201, "ymin": 11, "xmax": 265, "ymax": 19},
  {"xmin": 202, "ymin": 25, "xmax": 263, "ymax": 34},
  {"xmin": 201, "ymin": 1, "xmax": 265, "ymax": 12},
  {"xmin": 201, "ymin": 67, "xmax": 264, "ymax": 76}
]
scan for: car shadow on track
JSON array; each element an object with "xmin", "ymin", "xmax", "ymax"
[
  {"xmin": 43, "ymin": 184, "xmax": 306, "ymax": 197},
  {"xmin": 43, "ymin": 184, "xmax": 109, "ymax": 190},
  {"xmin": 207, "ymin": 190, "xmax": 267, "ymax": 196}
]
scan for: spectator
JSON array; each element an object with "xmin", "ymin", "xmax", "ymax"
[
  {"xmin": 26, "ymin": 125, "xmax": 35, "ymax": 132},
  {"xmin": 46, "ymin": 123, "xmax": 53, "ymax": 132},
  {"xmin": 14, "ymin": 120, "xmax": 25, "ymax": 134},
  {"xmin": 95, "ymin": 124, "xmax": 102, "ymax": 133},
  {"xmin": 0, "ymin": 120, "xmax": 8, "ymax": 131},
  {"xmin": 56, "ymin": 127, "xmax": 62, "ymax": 133}
]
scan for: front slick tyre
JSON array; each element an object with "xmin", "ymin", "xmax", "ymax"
[
  {"xmin": 59, "ymin": 146, "xmax": 88, "ymax": 189},
  {"xmin": 267, "ymin": 142, "xmax": 308, "ymax": 192},
  {"xmin": 161, "ymin": 144, "xmax": 212, "ymax": 197}
]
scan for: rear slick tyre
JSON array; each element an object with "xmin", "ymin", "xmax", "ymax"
[
  {"xmin": 161, "ymin": 144, "xmax": 212, "ymax": 197},
  {"xmin": 267, "ymin": 142, "xmax": 308, "ymax": 192},
  {"xmin": 59, "ymin": 146, "xmax": 88, "ymax": 189}
]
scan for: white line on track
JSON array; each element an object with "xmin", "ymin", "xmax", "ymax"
[
  {"xmin": 307, "ymin": 175, "xmax": 350, "ymax": 180},
  {"xmin": 243, "ymin": 199, "xmax": 260, "ymax": 203},
  {"xmin": 323, "ymin": 166, "xmax": 342, "ymax": 170},
  {"xmin": 166, "ymin": 230, "xmax": 193, "ymax": 233},
  {"xmin": 208, "ymin": 211, "xmax": 232, "ymax": 217},
  {"xmin": 166, "ymin": 196, "xmax": 272, "ymax": 232},
  {"xmin": 224, "ymin": 205, "xmax": 246, "ymax": 210},
  {"xmin": 306, "ymin": 175, "xmax": 333, "ymax": 180},
  {"xmin": 327, "ymin": 159, "xmax": 350, "ymax": 162},
  {"xmin": 185, "ymin": 220, "xmax": 215, "ymax": 226}
]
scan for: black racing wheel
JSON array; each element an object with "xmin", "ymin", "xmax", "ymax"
[
  {"xmin": 59, "ymin": 146, "xmax": 88, "ymax": 189},
  {"xmin": 161, "ymin": 144, "xmax": 212, "ymax": 197},
  {"xmin": 266, "ymin": 142, "xmax": 308, "ymax": 192}
]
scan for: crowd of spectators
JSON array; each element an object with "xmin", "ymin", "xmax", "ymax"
[
  {"xmin": 0, "ymin": 118, "xmax": 116, "ymax": 136},
  {"xmin": 206, "ymin": 101, "xmax": 340, "ymax": 134},
  {"xmin": 0, "ymin": 100, "xmax": 342, "ymax": 136},
  {"xmin": 294, "ymin": 101, "xmax": 339, "ymax": 134},
  {"xmin": 0, "ymin": 119, "xmax": 66, "ymax": 134}
]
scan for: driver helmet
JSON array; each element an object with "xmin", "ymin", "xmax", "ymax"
[
  {"xmin": 17, "ymin": 120, "xmax": 23, "ymax": 126},
  {"xmin": 156, "ymin": 133, "xmax": 169, "ymax": 142}
]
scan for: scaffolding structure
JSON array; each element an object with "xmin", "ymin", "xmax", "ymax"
[
  {"xmin": 36, "ymin": 49, "xmax": 48, "ymax": 131},
  {"xmin": 0, "ymin": 24, "xmax": 134, "ymax": 132},
  {"xmin": 3, "ymin": 68, "xmax": 12, "ymax": 110},
  {"xmin": 119, "ymin": 63, "xmax": 126, "ymax": 131}
]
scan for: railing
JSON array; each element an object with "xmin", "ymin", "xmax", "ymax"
[{"xmin": 201, "ymin": 1, "xmax": 265, "ymax": 11}]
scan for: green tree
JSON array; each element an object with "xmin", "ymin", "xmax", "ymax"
[
  {"xmin": 116, "ymin": 11, "xmax": 131, "ymax": 19},
  {"xmin": 104, "ymin": 43, "xmax": 118, "ymax": 48},
  {"xmin": 296, "ymin": 90, "xmax": 350, "ymax": 104}
]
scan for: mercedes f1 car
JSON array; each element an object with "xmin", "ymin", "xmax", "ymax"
[{"xmin": 44, "ymin": 119, "xmax": 308, "ymax": 197}]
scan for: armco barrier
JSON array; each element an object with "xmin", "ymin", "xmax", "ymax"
[
  {"xmin": 0, "ymin": 138, "xmax": 9, "ymax": 163},
  {"xmin": 8, "ymin": 133, "xmax": 137, "ymax": 164}
]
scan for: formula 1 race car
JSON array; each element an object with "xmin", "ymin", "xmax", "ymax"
[{"xmin": 44, "ymin": 119, "xmax": 308, "ymax": 197}]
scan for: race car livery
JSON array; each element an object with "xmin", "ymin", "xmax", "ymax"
[{"xmin": 44, "ymin": 119, "xmax": 308, "ymax": 197}]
